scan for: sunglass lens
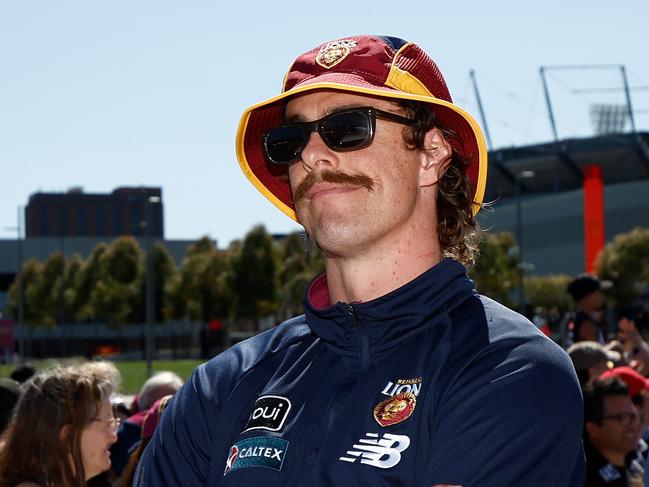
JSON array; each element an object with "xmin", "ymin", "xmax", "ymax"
[
  {"xmin": 321, "ymin": 111, "xmax": 372, "ymax": 150},
  {"xmin": 264, "ymin": 125, "xmax": 306, "ymax": 164}
]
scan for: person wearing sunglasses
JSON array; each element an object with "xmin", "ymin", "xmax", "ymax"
[
  {"xmin": 136, "ymin": 35, "xmax": 584, "ymax": 486},
  {"xmin": 584, "ymin": 377, "xmax": 646, "ymax": 486}
]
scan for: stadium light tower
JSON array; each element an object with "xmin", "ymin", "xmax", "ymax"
[{"xmin": 590, "ymin": 104, "xmax": 628, "ymax": 135}]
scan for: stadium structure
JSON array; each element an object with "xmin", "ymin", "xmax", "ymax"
[{"xmin": 477, "ymin": 131, "xmax": 649, "ymax": 276}]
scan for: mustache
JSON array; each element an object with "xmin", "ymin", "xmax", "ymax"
[{"xmin": 293, "ymin": 170, "xmax": 375, "ymax": 203}]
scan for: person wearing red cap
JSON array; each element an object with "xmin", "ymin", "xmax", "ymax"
[
  {"xmin": 135, "ymin": 35, "xmax": 584, "ymax": 486},
  {"xmin": 601, "ymin": 366, "xmax": 649, "ymax": 441},
  {"xmin": 583, "ymin": 378, "xmax": 646, "ymax": 485}
]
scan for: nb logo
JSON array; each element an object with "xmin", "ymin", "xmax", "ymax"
[{"xmin": 339, "ymin": 433, "xmax": 410, "ymax": 469}]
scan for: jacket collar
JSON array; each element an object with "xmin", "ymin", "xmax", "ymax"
[{"xmin": 303, "ymin": 258, "xmax": 475, "ymax": 355}]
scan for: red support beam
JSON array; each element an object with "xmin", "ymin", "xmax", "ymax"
[{"xmin": 583, "ymin": 165, "xmax": 605, "ymax": 273}]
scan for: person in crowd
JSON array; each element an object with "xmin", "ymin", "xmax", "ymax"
[
  {"xmin": 617, "ymin": 312, "xmax": 649, "ymax": 375},
  {"xmin": 532, "ymin": 306, "xmax": 551, "ymax": 336},
  {"xmin": 136, "ymin": 35, "xmax": 584, "ymax": 486},
  {"xmin": 567, "ymin": 273, "xmax": 612, "ymax": 344},
  {"xmin": 0, "ymin": 361, "xmax": 120, "ymax": 487},
  {"xmin": 110, "ymin": 371, "xmax": 183, "ymax": 477},
  {"xmin": 9, "ymin": 364, "xmax": 36, "ymax": 384},
  {"xmin": 633, "ymin": 305, "xmax": 649, "ymax": 338},
  {"xmin": 584, "ymin": 377, "xmax": 645, "ymax": 485},
  {"xmin": 601, "ymin": 366, "xmax": 649, "ymax": 443},
  {"xmin": 114, "ymin": 395, "xmax": 172, "ymax": 487},
  {"xmin": 568, "ymin": 341, "xmax": 621, "ymax": 388}
]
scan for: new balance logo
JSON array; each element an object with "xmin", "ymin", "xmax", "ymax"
[{"xmin": 339, "ymin": 433, "xmax": 410, "ymax": 469}]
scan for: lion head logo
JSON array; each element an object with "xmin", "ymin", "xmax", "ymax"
[{"xmin": 373, "ymin": 392, "xmax": 416, "ymax": 427}]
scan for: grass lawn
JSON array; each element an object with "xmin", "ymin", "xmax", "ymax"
[{"xmin": 0, "ymin": 358, "xmax": 205, "ymax": 395}]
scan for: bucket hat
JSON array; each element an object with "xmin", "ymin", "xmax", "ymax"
[{"xmin": 236, "ymin": 35, "xmax": 488, "ymax": 221}]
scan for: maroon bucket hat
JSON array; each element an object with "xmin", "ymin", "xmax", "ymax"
[{"xmin": 235, "ymin": 35, "xmax": 488, "ymax": 221}]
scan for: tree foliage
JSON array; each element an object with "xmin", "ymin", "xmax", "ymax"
[
  {"xmin": 595, "ymin": 227, "xmax": 649, "ymax": 308},
  {"xmin": 6, "ymin": 259, "xmax": 44, "ymax": 325},
  {"xmin": 524, "ymin": 274, "xmax": 572, "ymax": 314},
  {"xmin": 470, "ymin": 232, "xmax": 520, "ymax": 308},
  {"xmin": 230, "ymin": 225, "xmax": 278, "ymax": 326},
  {"xmin": 276, "ymin": 232, "xmax": 325, "ymax": 321},
  {"xmin": 166, "ymin": 237, "xmax": 232, "ymax": 322},
  {"xmin": 90, "ymin": 237, "xmax": 143, "ymax": 326},
  {"xmin": 61, "ymin": 254, "xmax": 84, "ymax": 322},
  {"xmin": 131, "ymin": 242, "xmax": 176, "ymax": 323},
  {"xmin": 74, "ymin": 243, "xmax": 108, "ymax": 322}
]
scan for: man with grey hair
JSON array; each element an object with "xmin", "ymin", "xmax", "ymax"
[
  {"xmin": 137, "ymin": 371, "xmax": 184, "ymax": 411},
  {"xmin": 111, "ymin": 371, "xmax": 183, "ymax": 476}
]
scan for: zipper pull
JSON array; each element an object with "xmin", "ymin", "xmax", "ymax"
[
  {"xmin": 347, "ymin": 303, "xmax": 358, "ymax": 325},
  {"xmin": 346, "ymin": 302, "xmax": 370, "ymax": 369}
]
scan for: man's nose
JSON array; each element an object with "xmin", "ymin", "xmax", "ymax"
[{"xmin": 299, "ymin": 131, "xmax": 339, "ymax": 172}]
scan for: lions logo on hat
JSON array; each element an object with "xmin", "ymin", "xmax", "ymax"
[
  {"xmin": 373, "ymin": 392, "xmax": 416, "ymax": 427},
  {"xmin": 315, "ymin": 39, "xmax": 356, "ymax": 69}
]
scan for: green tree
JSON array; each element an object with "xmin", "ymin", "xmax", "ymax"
[
  {"xmin": 132, "ymin": 242, "xmax": 176, "ymax": 323},
  {"xmin": 74, "ymin": 243, "xmax": 109, "ymax": 322},
  {"xmin": 90, "ymin": 237, "xmax": 142, "ymax": 326},
  {"xmin": 470, "ymin": 232, "xmax": 519, "ymax": 308},
  {"xmin": 6, "ymin": 254, "xmax": 83, "ymax": 327},
  {"xmin": 595, "ymin": 227, "xmax": 649, "ymax": 308},
  {"xmin": 5, "ymin": 259, "xmax": 43, "ymax": 325},
  {"xmin": 166, "ymin": 236, "xmax": 232, "ymax": 323},
  {"xmin": 230, "ymin": 225, "xmax": 278, "ymax": 329},
  {"xmin": 39, "ymin": 252, "xmax": 66, "ymax": 326},
  {"xmin": 61, "ymin": 254, "xmax": 84, "ymax": 322},
  {"xmin": 152, "ymin": 242, "xmax": 176, "ymax": 322},
  {"xmin": 276, "ymin": 232, "xmax": 326, "ymax": 320},
  {"xmin": 6, "ymin": 253, "xmax": 66, "ymax": 327},
  {"xmin": 525, "ymin": 274, "xmax": 572, "ymax": 315},
  {"xmin": 187, "ymin": 236, "xmax": 215, "ymax": 256}
]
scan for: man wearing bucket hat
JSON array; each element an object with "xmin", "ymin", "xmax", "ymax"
[{"xmin": 136, "ymin": 35, "xmax": 584, "ymax": 486}]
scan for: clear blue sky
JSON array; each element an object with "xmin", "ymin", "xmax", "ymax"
[{"xmin": 2, "ymin": 1, "xmax": 647, "ymax": 246}]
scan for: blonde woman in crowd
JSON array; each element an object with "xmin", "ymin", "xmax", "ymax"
[{"xmin": 0, "ymin": 361, "xmax": 120, "ymax": 487}]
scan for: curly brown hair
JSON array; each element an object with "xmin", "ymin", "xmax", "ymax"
[
  {"xmin": 0, "ymin": 362, "xmax": 119, "ymax": 487},
  {"xmin": 397, "ymin": 100, "xmax": 482, "ymax": 267}
]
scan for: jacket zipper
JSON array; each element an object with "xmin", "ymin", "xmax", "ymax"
[{"xmin": 347, "ymin": 303, "xmax": 370, "ymax": 371}]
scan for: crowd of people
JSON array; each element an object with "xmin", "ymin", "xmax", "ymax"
[
  {"xmin": 564, "ymin": 274, "xmax": 649, "ymax": 486},
  {"xmin": 3, "ymin": 276, "xmax": 645, "ymax": 486},
  {"xmin": 1, "ymin": 272, "xmax": 647, "ymax": 486},
  {"xmin": 0, "ymin": 364, "xmax": 182, "ymax": 486}
]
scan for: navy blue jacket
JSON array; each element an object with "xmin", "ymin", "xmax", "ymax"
[{"xmin": 135, "ymin": 258, "xmax": 585, "ymax": 486}]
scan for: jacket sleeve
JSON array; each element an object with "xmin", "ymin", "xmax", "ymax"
[
  {"xmin": 422, "ymin": 336, "xmax": 586, "ymax": 486},
  {"xmin": 132, "ymin": 320, "xmax": 308, "ymax": 486},
  {"xmin": 133, "ymin": 364, "xmax": 216, "ymax": 486}
]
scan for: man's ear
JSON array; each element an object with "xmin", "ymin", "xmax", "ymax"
[
  {"xmin": 584, "ymin": 421, "xmax": 600, "ymax": 441},
  {"xmin": 59, "ymin": 424, "xmax": 71, "ymax": 442},
  {"xmin": 419, "ymin": 127, "xmax": 452, "ymax": 187}
]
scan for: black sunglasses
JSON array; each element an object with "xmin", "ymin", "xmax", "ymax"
[{"xmin": 262, "ymin": 106, "xmax": 416, "ymax": 165}]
